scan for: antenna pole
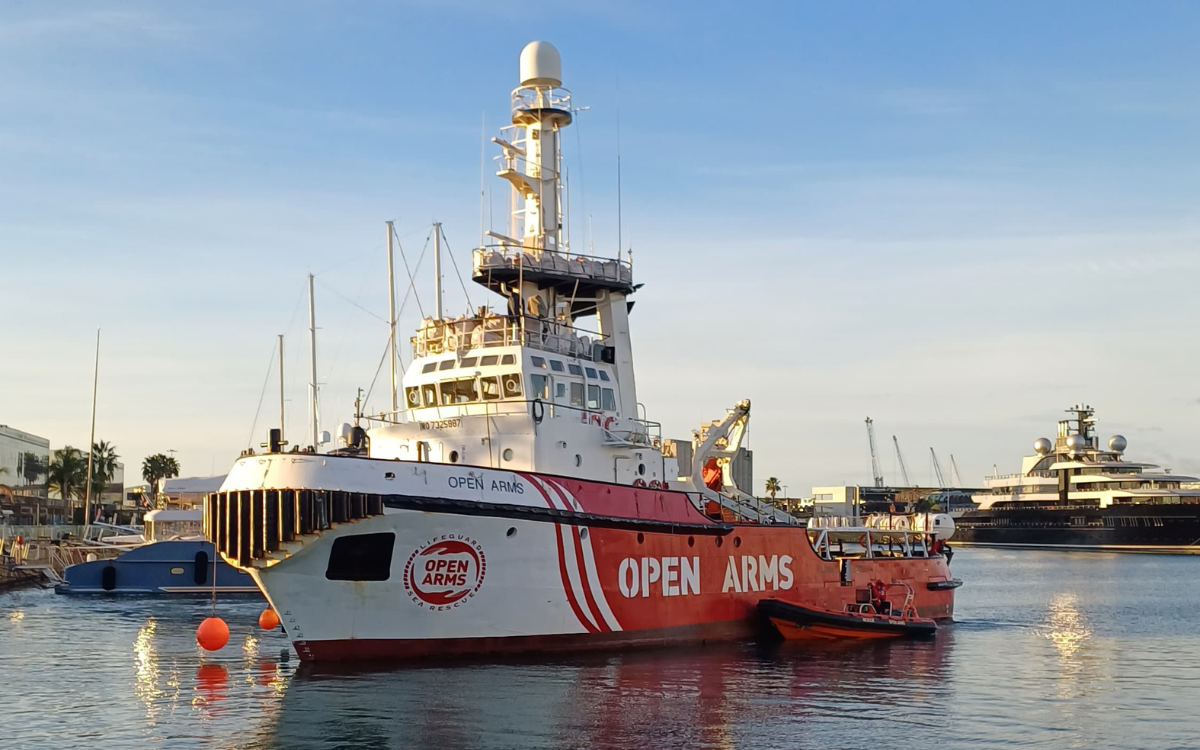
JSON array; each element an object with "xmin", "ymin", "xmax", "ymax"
[
  {"xmin": 278, "ymin": 334, "xmax": 285, "ymax": 437},
  {"xmin": 387, "ymin": 221, "xmax": 398, "ymax": 416},
  {"xmin": 83, "ymin": 327, "xmax": 100, "ymax": 526},
  {"xmin": 479, "ymin": 111, "xmax": 486, "ymax": 250},
  {"xmin": 308, "ymin": 273, "xmax": 319, "ymax": 451},
  {"xmin": 433, "ymin": 222, "xmax": 443, "ymax": 319},
  {"xmin": 616, "ymin": 74, "xmax": 622, "ymax": 259}
]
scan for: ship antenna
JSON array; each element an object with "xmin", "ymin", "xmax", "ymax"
[{"xmin": 616, "ymin": 73, "xmax": 623, "ymax": 260}]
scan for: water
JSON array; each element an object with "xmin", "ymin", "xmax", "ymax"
[{"xmin": 2, "ymin": 548, "xmax": 1199, "ymax": 750}]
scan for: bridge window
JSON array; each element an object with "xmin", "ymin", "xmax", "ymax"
[
  {"xmin": 568, "ymin": 363, "xmax": 583, "ymax": 376},
  {"xmin": 501, "ymin": 354, "xmax": 516, "ymax": 365},
  {"xmin": 421, "ymin": 362, "xmax": 437, "ymax": 373},
  {"xmin": 460, "ymin": 356, "xmax": 478, "ymax": 367},
  {"xmin": 421, "ymin": 383, "xmax": 438, "ymax": 407},
  {"xmin": 602, "ymin": 388, "xmax": 616, "ymax": 411},
  {"xmin": 598, "ymin": 370, "xmax": 610, "ymax": 381},
  {"xmin": 480, "ymin": 376, "xmax": 501, "ymax": 400},
  {"xmin": 531, "ymin": 374, "xmax": 550, "ymax": 400},
  {"xmin": 585, "ymin": 367, "xmax": 597, "ymax": 379},
  {"xmin": 587, "ymin": 384, "xmax": 601, "ymax": 409},
  {"xmin": 532, "ymin": 356, "xmax": 546, "ymax": 368},
  {"xmin": 570, "ymin": 382, "xmax": 585, "ymax": 407},
  {"xmin": 438, "ymin": 359, "xmax": 455, "ymax": 371},
  {"xmin": 549, "ymin": 360, "xmax": 564, "ymax": 372},
  {"xmin": 480, "ymin": 355, "xmax": 499, "ymax": 366},
  {"xmin": 556, "ymin": 383, "xmax": 566, "ymax": 399},
  {"xmin": 325, "ymin": 532, "xmax": 395, "ymax": 581},
  {"xmin": 441, "ymin": 377, "xmax": 478, "ymax": 404}
]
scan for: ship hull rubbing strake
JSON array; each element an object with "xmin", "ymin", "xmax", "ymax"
[{"xmin": 208, "ymin": 460, "xmax": 955, "ymax": 663}]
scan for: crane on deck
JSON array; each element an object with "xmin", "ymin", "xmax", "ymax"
[
  {"xmin": 949, "ymin": 454, "xmax": 963, "ymax": 488},
  {"xmin": 865, "ymin": 417, "xmax": 884, "ymax": 488},
  {"xmin": 892, "ymin": 435, "xmax": 911, "ymax": 486},
  {"xmin": 930, "ymin": 447, "xmax": 947, "ymax": 487}
]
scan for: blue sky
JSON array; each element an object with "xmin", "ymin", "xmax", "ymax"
[{"xmin": 1, "ymin": 1, "xmax": 1198, "ymax": 491}]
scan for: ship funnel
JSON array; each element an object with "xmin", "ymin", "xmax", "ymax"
[{"xmin": 520, "ymin": 41, "xmax": 562, "ymax": 87}]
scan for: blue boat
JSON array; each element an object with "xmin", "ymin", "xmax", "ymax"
[{"xmin": 55, "ymin": 510, "xmax": 260, "ymax": 596}]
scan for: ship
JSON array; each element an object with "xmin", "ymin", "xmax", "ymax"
[
  {"xmin": 202, "ymin": 41, "xmax": 958, "ymax": 662},
  {"xmin": 954, "ymin": 405, "xmax": 1200, "ymax": 552}
]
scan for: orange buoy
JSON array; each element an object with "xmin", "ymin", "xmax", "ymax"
[
  {"xmin": 196, "ymin": 616, "xmax": 230, "ymax": 651},
  {"xmin": 258, "ymin": 608, "xmax": 281, "ymax": 631}
]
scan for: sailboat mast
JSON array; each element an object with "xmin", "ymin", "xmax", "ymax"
[
  {"xmin": 308, "ymin": 273, "xmax": 319, "ymax": 451},
  {"xmin": 278, "ymin": 333, "xmax": 285, "ymax": 437},
  {"xmin": 387, "ymin": 221, "xmax": 398, "ymax": 415},
  {"xmin": 83, "ymin": 327, "xmax": 100, "ymax": 525}
]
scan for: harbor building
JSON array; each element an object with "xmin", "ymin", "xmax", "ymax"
[{"xmin": 0, "ymin": 425, "xmax": 56, "ymax": 524}]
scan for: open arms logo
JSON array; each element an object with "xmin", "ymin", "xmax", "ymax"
[{"xmin": 403, "ymin": 536, "xmax": 487, "ymax": 610}]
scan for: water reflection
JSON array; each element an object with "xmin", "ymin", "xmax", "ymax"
[
  {"xmin": 252, "ymin": 639, "xmax": 952, "ymax": 750},
  {"xmin": 1042, "ymin": 593, "xmax": 1091, "ymax": 659}
]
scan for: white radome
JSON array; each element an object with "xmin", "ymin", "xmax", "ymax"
[
  {"xmin": 520, "ymin": 41, "xmax": 562, "ymax": 87},
  {"xmin": 1034, "ymin": 437, "xmax": 1053, "ymax": 455},
  {"xmin": 1109, "ymin": 435, "xmax": 1127, "ymax": 453}
]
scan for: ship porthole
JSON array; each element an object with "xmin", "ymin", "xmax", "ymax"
[
  {"xmin": 637, "ymin": 533, "xmax": 645, "ymax": 544},
  {"xmin": 580, "ymin": 528, "xmax": 589, "ymax": 540},
  {"xmin": 574, "ymin": 454, "xmax": 582, "ymax": 467},
  {"xmin": 688, "ymin": 536, "xmax": 695, "ymax": 547},
  {"xmin": 715, "ymin": 537, "xmax": 724, "ymax": 548},
  {"xmin": 449, "ymin": 450, "xmax": 459, "ymax": 463},
  {"xmin": 502, "ymin": 448, "xmax": 514, "ymax": 462},
  {"xmin": 734, "ymin": 537, "xmax": 742, "ymax": 548},
  {"xmin": 637, "ymin": 463, "xmax": 646, "ymax": 475},
  {"xmin": 506, "ymin": 527, "xmax": 517, "ymax": 538}
]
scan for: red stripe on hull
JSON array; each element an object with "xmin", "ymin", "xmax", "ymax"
[{"xmin": 294, "ymin": 620, "xmax": 754, "ymax": 662}]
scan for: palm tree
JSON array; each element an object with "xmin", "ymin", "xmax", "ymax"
[
  {"xmin": 915, "ymin": 495, "xmax": 942, "ymax": 513},
  {"xmin": 89, "ymin": 441, "xmax": 120, "ymax": 500},
  {"xmin": 46, "ymin": 447, "xmax": 88, "ymax": 507},
  {"xmin": 20, "ymin": 452, "xmax": 45, "ymax": 487},
  {"xmin": 142, "ymin": 453, "xmax": 181, "ymax": 506},
  {"xmin": 765, "ymin": 477, "xmax": 782, "ymax": 513}
]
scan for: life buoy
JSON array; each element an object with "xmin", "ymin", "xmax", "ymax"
[
  {"xmin": 590, "ymin": 413, "xmax": 602, "ymax": 426},
  {"xmin": 632, "ymin": 478, "xmax": 647, "ymax": 488},
  {"xmin": 647, "ymin": 480, "xmax": 661, "ymax": 489},
  {"xmin": 602, "ymin": 416, "xmax": 615, "ymax": 430}
]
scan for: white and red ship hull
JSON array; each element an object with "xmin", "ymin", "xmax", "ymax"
[{"xmin": 210, "ymin": 457, "xmax": 956, "ymax": 662}]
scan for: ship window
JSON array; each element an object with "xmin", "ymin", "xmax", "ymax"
[
  {"xmin": 405, "ymin": 387, "xmax": 422, "ymax": 408},
  {"xmin": 602, "ymin": 388, "xmax": 616, "ymax": 411},
  {"xmin": 325, "ymin": 532, "xmax": 395, "ymax": 581},
  {"xmin": 480, "ymin": 376, "xmax": 501, "ymax": 401},
  {"xmin": 501, "ymin": 354, "xmax": 516, "ymax": 365},
  {"xmin": 570, "ymin": 382, "xmax": 585, "ymax": 407},
  {"xmin": 421, "ymin": 362, "xmax": 437, "ymax": 374},
  {"xmin": 549, "ymin": 360, "xmax": 564, "ymax": 372},
  {"xmin": 531, "ymin": 374, "xmax": 550, "ymax": 400},
  {"xmin": 585, "ymin": 367, "xmax": 597, "ymax": 379},
  {"xmin": 531, "ymin": 356, "xmax": 546, "ymax": 368},
  {"xmin": 438, "ymin": 359, "xmax": 455, "ymax": 371},
  {"xmin": 441, "ymin": 377, "xmax": 478, "ymax": 404},
  {"xmin": 460, "ymin": 356, "xmax": 478, "ymax": 367},
  {"xmin": 501, "ymin": 373, "xmax": 523, "ymax": 398},
  {"xmin": 481, "ymin": 355, "xmax": 499, "ymax": 366},
  {"xmin": 587, "ymin": 385, "xmax": 601, "ymax": 409},
  {"xmin": 556, "ymin": 383, "xmax": 566, "ymax": 399},
  {"xmin": 421, "ymin": 383, "xmax": 439, "ymax": 407},
  {"xmin": 598, "ymin": 370, "xmax": 610, "ymax": 381},
  {"xmin": 568, "ymin": 363, "xmax": 583, "ymax": 376}
]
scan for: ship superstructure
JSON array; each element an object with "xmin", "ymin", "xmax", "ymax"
[
  {"xmin": 203, "ymin": 43, "xmax": 958, "ymax": 662},
  {"xmin": 956, "ymin": 405, "xmax": 1200, "ymax": 551}
]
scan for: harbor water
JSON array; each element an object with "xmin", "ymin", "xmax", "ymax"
[{"xmin": 2, "ymin": 548, "xmax": 1198, "ymax": 750}]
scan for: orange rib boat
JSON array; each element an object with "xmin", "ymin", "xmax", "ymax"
[{"xmin": 760, "ymin": 597, "xmax": 938, "ymax": 641}]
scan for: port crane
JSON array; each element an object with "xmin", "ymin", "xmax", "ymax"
[
  {"xmin": 930, "ymin": 447, "xmax": 946, "ymax": 487},
  {"xmin": 865, "ymin": 417, "xmax": 884, "ymax": 487},
  {"xmin": 949, "ymin": 454, "xmax": 963, "ymax": 488},
  {"xmin": 892, "ymin": 435, "xmax": 911, "ymax": 486}
]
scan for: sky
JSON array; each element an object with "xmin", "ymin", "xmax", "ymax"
[{"xmin": 1, "ymin": 1, "xmax": 1198, "ymax": 493}]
